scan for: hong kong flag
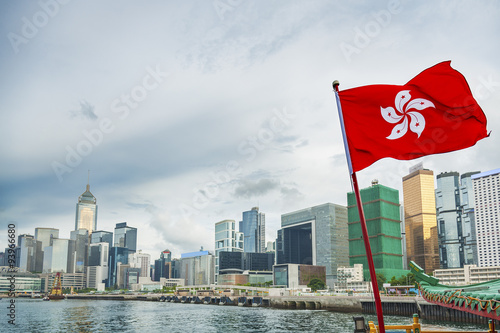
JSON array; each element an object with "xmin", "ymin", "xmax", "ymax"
[{"xmin": 338, "ymin": 61, "xmax": 489, "ymax": 173}]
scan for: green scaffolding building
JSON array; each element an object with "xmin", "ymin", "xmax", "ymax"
[{"xmin": 348, "ymin": 182, "xmax": 407, "ymax": 282}]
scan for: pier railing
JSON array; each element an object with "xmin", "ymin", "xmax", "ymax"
[{"xmin": 367, "ymin": 314, "xmax": 497, "ymax": 333}]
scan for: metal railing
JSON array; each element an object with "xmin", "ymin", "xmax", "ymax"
[{"xmin": 367, "ymin": 314, "xmax": 497, "ymax": 333}]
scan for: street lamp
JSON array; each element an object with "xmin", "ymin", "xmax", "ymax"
[{"xmin": 353, "ymin": 316, "xmax": 368, "ymax": 333}]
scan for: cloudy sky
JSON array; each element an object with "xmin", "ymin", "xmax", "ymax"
[{"xmin": 1, "ymin": 1, "xmax": 499, "ymax": 260}]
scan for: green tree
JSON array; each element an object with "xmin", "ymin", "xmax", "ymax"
[
  {"xmin": 307, "ymin": 278, "xmax": 326, "ymax": 291},
  {"xmin": 376, "ymin": 273, "xmax": 386, "ymax": 290}
]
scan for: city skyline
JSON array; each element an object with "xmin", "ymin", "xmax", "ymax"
[{"xmin": 1, "ymin": 2, "xmax": 499, "ymax": 259}]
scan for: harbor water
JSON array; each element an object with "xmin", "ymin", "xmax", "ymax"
[{"xmin": 4, "ymin": 298, "xmax": 489, "ymax": 332}]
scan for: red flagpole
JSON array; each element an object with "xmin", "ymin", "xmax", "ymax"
[{"xmin": 333, "ymin": 81, "xmax": 386, "ymax": 332}]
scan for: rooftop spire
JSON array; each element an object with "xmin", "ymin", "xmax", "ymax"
[{"xmin": 87, "ymin": 170, "xmax": 90, "ymax": 191}]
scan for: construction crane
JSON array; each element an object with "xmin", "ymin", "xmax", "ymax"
[{"xmin": 48, "ymin": 272, "xmax": 65, "ymax": 300}]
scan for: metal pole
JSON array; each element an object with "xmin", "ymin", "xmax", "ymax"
[{"xmin": 333, "ymin": 81, "xmax": 386, "ymax": 332}]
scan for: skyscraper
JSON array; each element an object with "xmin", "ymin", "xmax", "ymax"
[
  {"xmin": 460, "ymin": 172, "xmax": 480, "ymax": 265},
  {"xmin": 87, "ymin": 242, "xmax": 109, "ymax": 288},
  {"xmin": 436, "ymin": 171, "xmax": 480, "ymax": 268},
  {"xmin": 215, "ymin": 219, "xmax": 243, "ymax": 283},
  {"xmin": 70, "ymin": 229, "xmax": 89, "ymax": 273},
  {"xmin": 114, "ymin": 222, "xmax": 137, "ymax": 253},
  {"xmin": 18, "ymin": 234, "xmax": 43, "ymax": 273},
  {"xmin": 239, "ymin": 207, "xmax": 266, "ymax": 253},
  {"xmin": 75, "ymin": 182, "xmax": 98, "ymax": 234},
  {"xmin": 153, "ymin": 249, "xmax": 172, "ymax": 281},
  {"xmin": 402, "ymin": 168, "xmax": 439, "ymax": 274},
  {"xmin": 43, "ymin": 238, "xmax": 75, "ymax": 273},
  {"xmin": 35, "ymin": 228, "xmax": 59, "ymax": 250},
  {"xmin": 277, "ymin": 203, "xmax": 348, "ymax": 287},
  {"xmin": 91, "ymin": 230, "xmax": 113, "ymax": 248},
  {"xmin": 472, "ymin": 168, "xmax": 500, "ymax": 267},
  {"xmin": 129, "ymin": 250, "xmax": 151, "ymax": 278},
  {"xmin": 348, "ymin": 181, "xmax": 404, "ymax": 281}
]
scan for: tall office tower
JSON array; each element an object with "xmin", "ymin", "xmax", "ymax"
[
  {"xmin": 436, "ymin": 171, "xmax": 481, "ymax": 269},
  {"xmin": 70, "ymin": 229, "xmax": 89, "ymax": 273},
  {"xmin": 129, "ymin": 250, "xmax": 151, "ymax": 278},
  {"xmin": 91, "ymin": 230, "xmax": 113, "ymax": 248},
  {"xmin": 18, "ymin": 234, "xmax": 43, "ymax": 273},
  {"xmin": 178, "ymin": 250, "xmax": 215, "ymax": 286},
  {"xmin": 239, "ymin": 207, "xmax": 266, "ymax": 253},
  {"xmin": 460, "ymin": 172, "xmax": 480, "ymax": 265},
  {"xmin": 75, "ymin": 181, "xmax": 98, "ymax": 234},
  {"xmin": 35, "ymin": 228, "xmax": 59, "ymax": 249},
  {"xmin": 402, "ymin": 168, "xmax": 439, "ymax": 274},
  {"xmin": 108, "ymin": 246, "xmax": 130, "ymax": 287},
  {"xmin": 348, "ymin": 182, "xmax": 404, "ymax": 281},
  {"xmin": 276, "ymin": 203, "xmax": 348, "ymax": 287},
  {"xmin": 400, "ymin": 205, "xmax": 408, "ymax": 270},
  {"xmin": 215, "ymin": 219, "xmax": 244, "ymax": 283},
  {"xmin": 114, "ymin": 222, "xmax": 137, "ymax": 253},
  {"xmin": 153, "ymin": 249, "xmax": 172, "ymax": 281},
  {"xmin": 43, "ymin": 238, "xmax": 75, "ymax": 273},
  {"xmin": 472, "ymin": 168, "xmax": 500, "ymax": 267},
  {"xmin": 87, "ymin": 242, "xmax": 109, "ymax": 288},
  {"xmin": 35, "ymin": 227, "xmax": 59, "ymax": 270}
]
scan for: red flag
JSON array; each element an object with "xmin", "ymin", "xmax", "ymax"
[{"xmin": 339, "ymin": 61, "xmax": 488, "ymax": 173}]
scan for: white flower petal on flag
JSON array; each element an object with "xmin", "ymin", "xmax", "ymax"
[
  {"xmin": 386, "ymin": 117, "xmax": 408, "ymax": 140},
  {"xmin": 395, "ymin": 90, "xmax": 411, "ymax": 113},
  {"xmin": 382, "ymin": 90, "xmax": 435, "ymax": 140},
  {"xmin": 406, "ymin": 98, "xmax": 435, "ymax": 111},
  {"xmin": 408, "ymin": 111, "xmax": 425, "ymax": 138},
  {"xmin": 381, "ymin": 106, "xmax": 403, "ymax": 124}
]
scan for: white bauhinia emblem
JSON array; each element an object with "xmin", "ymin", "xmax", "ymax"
[{"xmin": 381, "ymin": 90, "xmax": 435, "ymax": 140}]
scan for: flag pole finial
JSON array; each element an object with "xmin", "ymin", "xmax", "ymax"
[{"xmin": 332, "ymin": 80, "xmax": 340, "ymax": 91}]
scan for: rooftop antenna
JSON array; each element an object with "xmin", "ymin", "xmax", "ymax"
[{"xmin": 87, "ymin": 170, "xmax": 90, "ymax": 191}]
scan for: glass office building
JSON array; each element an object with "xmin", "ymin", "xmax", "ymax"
[
  {"xmin": 214, "ymin": 219, "xmax": 243, "ymax": 283},
  {"xmin": 114, "ymin": 222, "xmax": 137, "ymax": 253},
  {"xmin": 277, "ymin": 203, "xmax": 348, "ymax": 287},
  {"xmin": 403, "ymin": 168, "xmax": 439, "ymax": 274},
  {"xmin": 239, "ymin": 207, "xmax": 266, "ymax": 253}
]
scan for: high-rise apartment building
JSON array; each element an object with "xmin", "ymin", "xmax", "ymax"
[
  {"xmin": 276, "ymin": 203, "xmax": 348, "ymax": 287},
  {"xmin": 436, "ymin": 171, "xmax": 480, "ymax": 269},
  {"xmin": 472, "ymin": 168, "xmax": 500, "ymax": 267},
  {"xmin": 348, "ymin": 182, "xmax": 405, "ymax": 281},
  {"xmin": 239, "ymin": 207, "xmax": 265, "ymax": 253},
  {"xmin": 215, "ymin": 219, "xmax": 243, "ymax": 283},
  {"xmin": 75, "ymin": 182, "xmax": 98, "ymax": 234},
  {"xmin": 129, "ymin": 250, "xmax": 151, "ymax": 278},
  {"xmin": 402, "ymin": 168, "xmax": 439, "ymax": 274}
]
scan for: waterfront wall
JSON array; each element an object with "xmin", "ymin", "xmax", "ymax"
[{"xmin": 63, "ymin": 294, "xmax": 496, "ymax": 326}]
